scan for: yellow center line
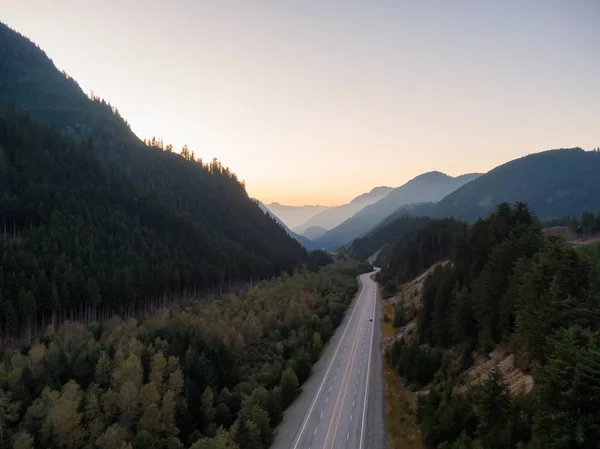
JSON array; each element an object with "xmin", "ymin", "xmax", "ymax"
[
  {"xmin": 326, "ymin": 297, "xmax": 368, "ymax": 448},
  {"xmin": 320, "ymin": 292, "xmax": 368, "ymax": 449}
]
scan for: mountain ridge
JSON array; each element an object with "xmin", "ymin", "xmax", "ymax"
[
  {"xmin": 349, "ymin": 147, "xmax": 600, "ymax": 262},
  {"xmin": 293, "ymin": 185, "xmax": 394, "ymax": 233},
  {"xmin": 256, "ymin": 200, "xmax": 314, "ymax": 248},
  {"xmin": 427, "ymin": 147, "xmax": 600, "ymax": 222},
  {"xmin": 264, "ymin": 202, "xmax": 329, "ymax": 229},
  {"xmin": 0, "ymin": 21, "xmax": 307, "ymax": 290},
  {"xmin": 313, "ymin": 171, "xmax": 482, "ymax": 249},
  {"xmin": 302, "ymin": 225, "xmax": 328, "ymax": 240}
]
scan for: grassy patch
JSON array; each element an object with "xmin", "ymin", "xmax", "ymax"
[
  {"xmin": 381, "ymin": 298, "xmax": 397, "ymax": 338},
  {"xmin": 383, "ymin": 362, "xmax": 424, "ymax": 449}
]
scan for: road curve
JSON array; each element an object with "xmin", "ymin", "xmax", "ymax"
[{"xmin": 271, "ymin": 271, "xmax": 385, "ymax": 449}]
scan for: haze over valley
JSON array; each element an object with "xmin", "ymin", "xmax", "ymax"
[{"xmin": 1, "ymin": 2, "xmax": 599, "ymax": 449}]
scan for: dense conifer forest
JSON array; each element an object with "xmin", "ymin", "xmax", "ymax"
[
  {"xmin": 351, "ymin": 215, "xmax": 434, "ymax": 261},
  {"xmin": 381, "ymin": 203, "xmax": 600, "ymax": 448},
  {"xmin": 0, "ymin": 22, "xmax": 310, "ymax": 343},
  {"xmin": 0, "ymin": 109, "xmax": 307, "ymax": 343},
  {"xmin": 0, "ymin": 260, "xmax": 370, "ymax": 449},
  {"xmin": 375, "ymin": 218, "xmax": 461, "ymax": 295}
]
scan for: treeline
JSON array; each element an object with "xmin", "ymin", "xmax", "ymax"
[
  {"xmin": 0, "ymin": 263, "xmax": 366, "ymax": 449},
  {"xmin": 376, "ymin": 218, "xmax": 461, "ymax": 296},
  {"xmin": 544, "ymin": 211, "xmax": 600, "ymax": 237},
  {"xmin": 383, "ymin": 203, "xmax": 600, "ymax": 448},
  {"xmin": 0, "ymin": 23, "xmax": 306, "ymax": 271},
  {"xmin": 0, "ymin": 110, "xmax": 308, "ymax": 343}
]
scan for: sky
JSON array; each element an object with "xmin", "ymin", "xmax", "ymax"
[{"xmin": 2, "ymin": 1, "xmax": 600, "ymax": 206}]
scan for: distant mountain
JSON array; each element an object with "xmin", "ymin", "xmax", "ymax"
[
  {"xmin": 256, "ymin": 200, "xmax": 314, "ymax": 248},
  {"xmin": 314, "ymin": 171, "xmax": 482, "ymax": 249},
  {"xmin": 428, "ymin": 148, "xmax": 600, "ymax": 222},
  {"xmin": 302, "ymin": 226, "xmax": 328, "ymax": 240},
  {"xmin": 264, "ymin": 202, "xmax": 329, "ymax": 229},
  {"xmin": 294, "ymin": 186, "xmax": 394, "ymax": 233}
]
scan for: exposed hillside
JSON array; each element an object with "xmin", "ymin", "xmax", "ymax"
[
  {"xmin": 264, "ymin": 202, "xmax": 329, "ymax": 229},
  {"xmin": 315, "ymin": 172, "xmax": 481, "ymax": 249},
  {"xmin": 294, "ymin": 185, "xmax": 394, "ymax": 234},
  {"xmin": 430, "ymin": 148, "xmax": 600, "ymax": 222},
  {"xmin": 0, "ymin": 23, "xmax": 307, "ymax": 339},
  {"xmin": 383, "ymin": 203, "xmax": 600, "ymax": 448},
  {"xmin": 256, "ymin": 200, "xmax": 313, "ymax": 248},
  {"xmin": 301, "ymin": 225, "xmax": 328, "ymax": 240},
  {"xmin": 376, "ymin": 218, "xmax": 462, "ymax": 295}
]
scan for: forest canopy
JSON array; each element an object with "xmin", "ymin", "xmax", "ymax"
[
  {"xmin": 381, "ymin": 202, "xmax": 600, "ymax": 448},
  {"xmin": 0, "ymin": 261, "xmax": 370, "ymax": 449},
  {"xmin": 0, "ymin": 108, "xmax": 309, "ymax": 343}
]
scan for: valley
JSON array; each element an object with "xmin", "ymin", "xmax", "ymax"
[{"xmin": 1, "ymin": 3, "xmax": 599, "ymax": 449}]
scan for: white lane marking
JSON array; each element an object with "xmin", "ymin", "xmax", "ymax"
[
  {"xmin": 347, "ymin": 432, "xmax": 350, "ymax": 441},
  {"xmin": 325, "ymin": 397, "xmax": 328, "ymax": 403},
  {"xmin": 333, "ymin": 376, "xmax": 336, "ymax": 381},
  {"xmin": 359, "ymin": 281, "xmax": 378, "ymax": 449},
  {"xmin": 353, "ymin": 400, "xmax": 355, "ymax": 407},
  {"xmin": 290, "ymin": 276, "xmax": 368, "ymax": 449},
  {"xmin": 329, "ymin": 386, "xmax": 332, "ymax": 392},
  {"xmin": 314, "ymin": 427, "xmax": 318, "ymax": 435},
  {"xmin": 320, "ymin": 411, "xmax": 323, "ymax": 418},
  {"xmin": 350, "ymin": 414, "xmax": 353, "ymax": 422}
]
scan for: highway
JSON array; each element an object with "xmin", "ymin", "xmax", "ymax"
[{"xmin": 271, "ymin": 271, "xmax": 385, "ymax": 449}]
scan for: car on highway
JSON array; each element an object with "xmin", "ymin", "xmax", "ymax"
[
  {"xmin": 369, "ymin": 318, "xmax": 373, "ymax": 321},
  {"xmin": 373, "ymin": 289, "xmax": 376, "ymax": 292}
]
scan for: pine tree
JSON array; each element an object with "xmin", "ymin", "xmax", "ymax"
[{"xmin": 476, "ymin": 365, "xmax": 510, "ymax": 447}]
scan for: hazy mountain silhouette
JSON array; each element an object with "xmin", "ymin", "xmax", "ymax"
[
  {"xmin": 256, "ymin": 200, "xmax": 314, "ymax": 248},
  {"xmin": 314, "ymin": 171, "xmax": 482, "ymax": 249},
  {"xmin": 264, "ymin": 202, "xmax": 329, "ymax": 229},
  {"xmin": 302, "ymin": 226, "xmax": 328, "ymax": 240},
  {"xmin": 294, "ymin": 186, "xmax": 394, "ymax": 233},
  {"xmin": 349, "ymin": 148, "xmax": 600, "ymax": 259}
]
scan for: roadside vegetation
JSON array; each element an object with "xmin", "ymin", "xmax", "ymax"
[
  {"xmin": 379, "ymin": 280, "xmax": 424, "ymax": 449},
  {"xmin": 0, "ymin": 260, "xmax": 370, "ymax": 449},
  {"xmin": 379, "ymin": 203, "xmax": 600, "ymax": 448}
]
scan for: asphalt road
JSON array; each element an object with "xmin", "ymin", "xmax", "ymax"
[{"xmin": 271, "ymin": 271, "xmax": 385, "ymax": 449}]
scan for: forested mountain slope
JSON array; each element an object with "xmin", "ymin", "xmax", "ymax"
[
  {"xmin": 374, "ymin": 218, "xmax": 461, "ymax": 294},
  {"xmin": 429, "ymin": 148, "xmax": 600, "ymax": 222},
  {"xmin": 0, "ymin": 22, "xmax": 308, "ymax": 341},
  {"xmin": 351, "ymin": 215, "xmax": 434, "ymax": 261},
  {"xmin": 315, "ymin": 172, "xmax": 480, "ymax": 250},
  {"xmin": 382, "ymin": 203, "xmax": 600, "ymax": 448},
  {"xmin": 0, "ymin": 110, "xmax": 304, "ymax": 341},
  {"xmin": 0, "ymin": 22, "xmax": 306, "ymax": 273}
]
